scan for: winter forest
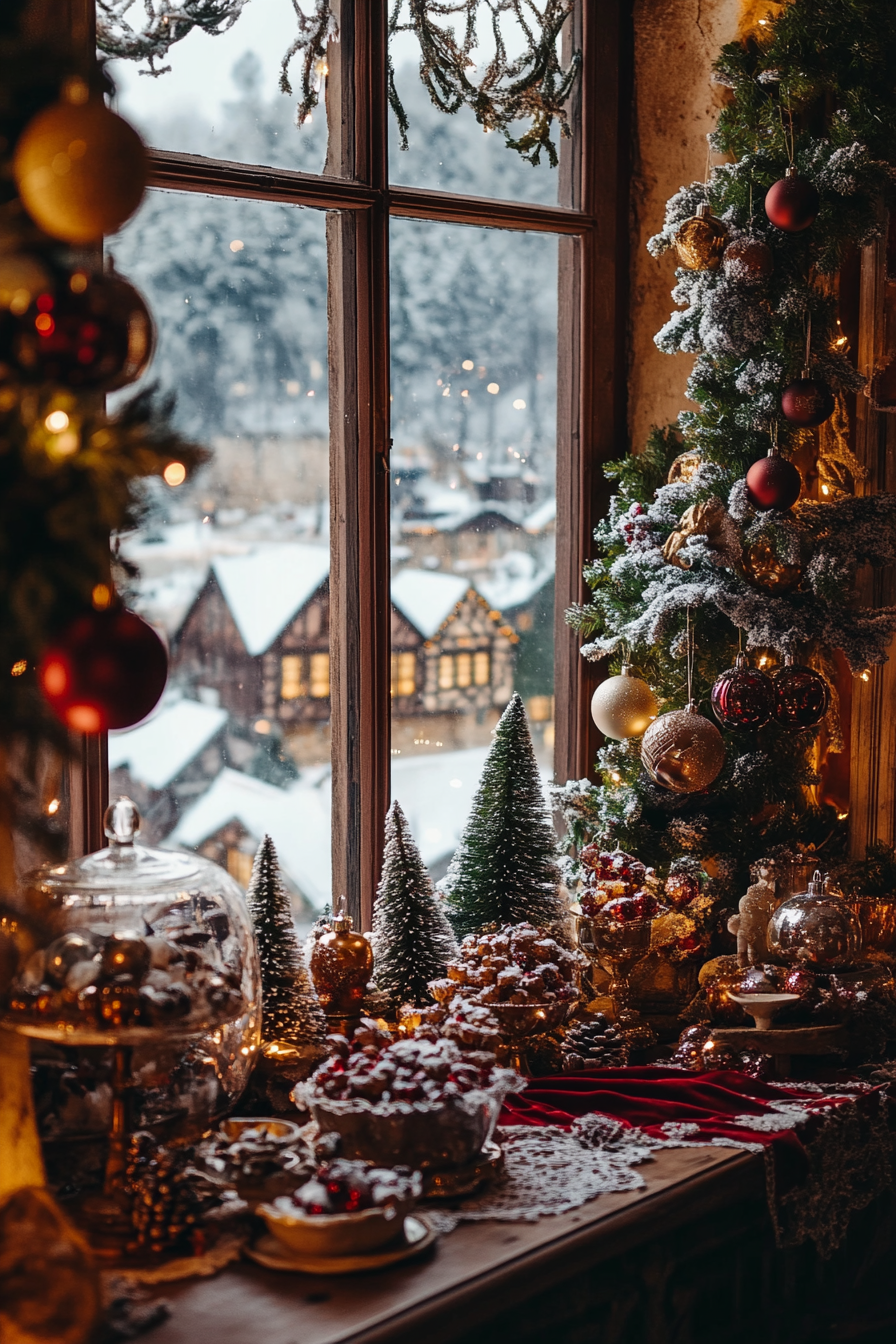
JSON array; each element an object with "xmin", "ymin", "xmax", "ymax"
[{"xmin": 105, "ymin": 27, "xmax": 563, "ymax": 918}]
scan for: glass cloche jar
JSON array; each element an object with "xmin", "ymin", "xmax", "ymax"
[
  {"xmin": 2, "ymin": 798, "xmax": 261, "ymax": 1134},
  {"xmin": 766, "ymin": 868, "xmax": 862, "ymax": 969}
]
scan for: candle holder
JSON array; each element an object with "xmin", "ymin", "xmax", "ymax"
[{"xmin": 573, "ymin": 909, "xmax": 656, "ymax": 1049}]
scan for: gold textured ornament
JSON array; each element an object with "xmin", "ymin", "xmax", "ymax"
[
  {"xmin": 666, "ymin": 450, "xmax": 703, "ymax": 485},
  {"xmin": 14, "ymin": 82, "xmax": 147, "ymax": 243},
  {"xmin": 590, "ymin": 664, "xmax": 658, "ymax": 739},
  {"xmin": 641, "ymin": 701, "xmax": 725, "ymax": 793},
  {"xmin": 308, "ymin": 897, "xmax": 374, "ymax": 1036},
  {"xmin": 674, "ymin": 203, "xmax": 727, "ymax": 271},
  {"xmin": 741, "ymin": 535, "xmax": 802, "ymax": 592}
]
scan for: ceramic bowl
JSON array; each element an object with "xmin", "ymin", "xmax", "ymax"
[
  {"xmin": 218, "ymin": 1117, "xmax": 304, "ymax": 1146},
  {"xmin": 258, "ymin": 1196, "xmax": 416, "ymax": 1257}
]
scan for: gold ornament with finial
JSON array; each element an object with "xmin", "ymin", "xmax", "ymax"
[
  {"xmin": 741, "ymin": 534, "xmax": 803, "ymax": 592},
  {"xmin": 674, "ymin": 203, "xmax": 727, "ymax": 271},
  {"xmin": 590, "ymin": 665, "xmax": 658, "ymax": 740},
  {"xmin": 641, "ymin": 702, "xmax": 725, "ymax": 793}
]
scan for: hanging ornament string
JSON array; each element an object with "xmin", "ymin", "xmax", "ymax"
[{"xmin": 686, "ymin": 607, "xmax": 695, "ymax": 705}]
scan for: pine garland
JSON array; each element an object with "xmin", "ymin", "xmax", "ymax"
[
  {"xmin": 559, "ymin": 0, "xmax": 896, "ymax": 896},
  {"xmin": 371, "ymin": 800, "xmax": 457, "ymax": 1010},
  {"xmin": 246, "ymin": 834, "xmax": 328, "ymax": 1049},
  {"xmin": 442, "ymin": 693, "xmax": 568, "ymax": 939}
]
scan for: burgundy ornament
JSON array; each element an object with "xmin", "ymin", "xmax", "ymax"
[
  {"xmin": 710, "ymin": 652, "xmax": 774, "ymax": 730},
  {"xmin": 773, "ymin": 657, "xmax": 829, "ymax": 730},
  {"xmin": 39, "ymin": 606, "xmax": 168, "ymax": 733},
  {"xmin": 781, "ymin": 371, "xmax": 835, "ymax": 427},
  {"xmin": 7, "ymin": 262, "xmax": 154, "ymax": 391},
  {"xmin": 745, "ymin": 449, "xmax": 802, "ymax": 511},
  {"xmin": 721, "ymin": 236, "xmax": 774, "ymax": 284},
  {"xmin": 765, "ymin": 167, "xmax": 820, "ymax": 232},
  {"xmin": 600, "ymin": 891, "xmax": 659, "ymax": 924}
]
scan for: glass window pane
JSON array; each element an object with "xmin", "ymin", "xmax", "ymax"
[
  {"xmin": 107, "ymin": 193, "xmax": 330, "ymax": 929},
  {"xmin": 103, "ymin": 1, "xmax": 329, "ymax": 173},
  {"xmin": 390, "ymin": 217, "xmax": 558, "ymax": 883},
  {"xmin": 389, "ymin": 7, "xmax": 572, "ymax": 204}
]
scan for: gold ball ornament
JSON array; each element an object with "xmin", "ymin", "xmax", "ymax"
[
  {"xmin": 741, "ymin": 535, "xmax": 802, "ymax": 592},
  {"xmin": 640, "ymin": 701, "xmax": 725, "ymax": 794},
  {"xmin": 674, "ymin": 204, "xmax": 727, "ymax": 271},
  {"xmin": 666, "ymin": 449, "xmax": 703, "ymax": 485},
  {"xmin": 590, "ymin": 665, "xmax": 658, "ymax": 740},
  {"xmin": 14, "ymin": 88, "xmax": 147, "ymax": 244}
]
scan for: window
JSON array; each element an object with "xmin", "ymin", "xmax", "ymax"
[
  {"xmin": 281, "ymin": 656, "xmax": 305, "ymax": 700},
  {"xmin": 80, "ymin": 4, "xmax": 626, "ymax": 926},
  {"xmin": 226, "ymin": 847, "xmax": 255, "ymax": 889},
  {"xmin": 391, "ymin": 652, "xmax": 417, "ymax": 697}
]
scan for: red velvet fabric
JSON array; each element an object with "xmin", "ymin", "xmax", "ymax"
[{"xmin": 500, "ymin": 1067, "xmax": 878, "ymax": 1198}]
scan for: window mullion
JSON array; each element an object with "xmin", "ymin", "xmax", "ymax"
[{"xmin": 326, "ymin": 0, "xmax": 391, "ymax": 929}]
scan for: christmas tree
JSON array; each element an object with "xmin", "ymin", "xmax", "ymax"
[
  {"xmin": 555, "ymin": 1, "xmax": 896, "ymax": 900},
  {"xmin": 370, "ymin": 801, "xmax": 457, "ymax": 1010},
  {"xmin": 442, "ymin": 694, "xmax": 567, "ymax": 940},
  {"xmin": 246, "ymin": 835, "xmax": 327, "ymax": 1049}
]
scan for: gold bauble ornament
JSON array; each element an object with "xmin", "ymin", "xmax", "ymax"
[
  {"xmin": 640, "ymin": 701, "xmax": 725, "ymax": 793},
  {"xmin": 666, "ymin": 449, "xmax": 703, "ymax": 485},
  {"xmin": 741, "ymin": 535, "xmax": 802, "ymax": 592},
  {"xmin": 674, "ymin": 204, "xmax": 727, "ymax": 271},
  {"xmin": 14, "ymin": 85, "xmax": 147, "ymax": 244},
  {"xmin": 590, "ymin": 664, "xmax": 658, "ymax": 740}
]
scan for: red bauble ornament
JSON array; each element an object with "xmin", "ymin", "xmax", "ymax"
[
  {"xmin": 745, "ymin": 449, "xmax": 802, "ymax": 511},
  {"xmin": 781, "ymin": 372, "xmax": 834, "ymax": 427},
  {"xmin": 7, "ymin": 263, "xmax": 154, "ymax": 391},
  {"xmin": 773, "ymin": 657, "xmax": 829, "ymax": 729},
  {"xmin": 39, "ymin": 607, "xmax": 168, "ymax": 733},
  {"xmin": 765, "ymin": 168, "xmax": 819, "ymax": 232},
  {"xmin": 600, "ymin": 891, "xmax": 659, "ymax": 924},
  {"xmin": 710, "ymin": 652, "xmax": 774, "ymax": 730},
  {"xmin": 721, "ymin": 236, "xmax": 774, "ymax": 284}
]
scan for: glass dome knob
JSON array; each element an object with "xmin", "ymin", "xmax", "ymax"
[{"xmin": 104, "ymin": 796, "xmax": 141, "ymax": 846}]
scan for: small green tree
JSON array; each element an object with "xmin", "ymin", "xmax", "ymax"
[
  {"xmin": 246, "ymin": 834, "xmax": 327, "ymax": 1048},
  {"xmin": 442, "ymin": 694, "xmax": 567, "ymax": 940},
  {"xmin": 371, "ymin": 801, "xmax": 457, "ymax": 1009}
]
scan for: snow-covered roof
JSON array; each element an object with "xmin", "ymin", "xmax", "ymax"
[
  {"xmin": 212, "ymin": 543, "xmax": 330, "ymax": 655},
  {"xmin": 108, "ymin": 699, "xmax": 228, "ymax": 789},
  {"xmin": 171, "ymin": 767, "xmax": 332, "ymax": 909},
  {"xmin": 390, "ymin": 569, "xmax": 470, "ymax": 638},
  {"xmin": 479, "ymin": 551, "xmax": 553, "ymax": 614},
  {"xmin": 525, "ymin": 498, "xmax": 556, "ymax": 534}
]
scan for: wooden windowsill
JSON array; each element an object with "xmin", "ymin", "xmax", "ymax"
[{"xmin": 150, "ymin": 1146, "xmax": 762, "ymax": 1344}]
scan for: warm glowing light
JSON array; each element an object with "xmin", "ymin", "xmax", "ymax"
[
  {"xmin": 69, "ymin": 271, "xmax": 88, "ymax": 294},
  {"xmin": 46, "ymin": 798, "xmax": 60, "ymax": 815},
  {"xmin": 837, "ymin": 811, "xmax": 849, "ymax": 820},
  {"xmin": 462, "ymin": 359, "xmax": 474, "ymax": 370},
  {"xmin": 452, "ymin": 443, "xmax": 459, "ymax": 451},
  {"xmin": 10, "ymin": 660, "xmax": 26, "ymax": 677},
  {"xmin": 66, "ymin": 704, "xmax": 102, "ymax": 733},
  {"xmin": 461, "ymin": 389, "xmax": 469, "ymax": 397},
  {"xmin": 513, "ymin": 398, "xmax": 526, "ymax": 409},
  {"xmin": 442, "ymin": 386, "xmax": 450, "ymax": 396},
  {"xmin": 487, "ymin": 382, "xmax": 499, "ymax": 394},
  {"xmin": 42, "ymin": 660, "xmax": 68, "ymax": 695},
  {"xmin": 285, "ymin": 380, "xmax": 300, "ymax": 395},
  {"xmin": 35, "ymin": 313, "xmax": 54, "ymax": 335},
  {"xmin": 476, "ymin": 451, "xmax": 483, "ymax": 459},
  {"xmin": 45, "ymin": 410, "xmax": 70, "ymax": 433},
  {"xmin": 255, "ymin": 718, "xmax": 271, "ymax": 734},
  {"xmin": 610, "ymin": 771, "xmax": 621, "ymax": 783},
  {"xmin": 860, "ymin": 669, "xmax": 871, "ymax": 682},
  {"xmin": 230, "ymin": 239, "xmax": 244, "ymax": 252},
  {"xmin": 163, "ymin": 461, "xmax": 186, "ymax": 487}
]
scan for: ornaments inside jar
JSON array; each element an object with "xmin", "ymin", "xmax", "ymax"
[
  {"xmin": 640, "ymin": 701, "xmax": 725, "ymax": 794},
  {"xmin": 710, "ymin": 652, "xmax": 774, "ymax": 730},
  {"xmin": 13, "ymin": 79, "xmax": 147, "ymax": 244},
  {"xmin": 781, "ymin": 369, "xmax": 835, "ymax": 427},
  {"xmin": 674, "ymin": 203, "xmax": 727, "ymax": 270},
  {"xmin": 590, "ymin": 664, "xmax": 658, "ymax": 740},
  {"xmin": 38, "ymin": 605, "xmax": 168, "ymax": 733},
  {"xmin": 764, "ymin": 167, "xmax": 820, "ymax": 233},
  {"xmin": 721, "ymin": 235, "xmax": 774, "ymax": 284},
  {"xmin": 773, "ymin": 656, "xmax": 829, "ymax": 729},
  {"xmin": 6, "ymin": 262, "xmax": 154, "ymax": 391},
  {"xmin": 745, "ymin": 448, "xmax": 802, "ymax": 511}
]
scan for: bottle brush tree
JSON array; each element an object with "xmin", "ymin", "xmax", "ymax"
[
  {"xmin": 246, "ymin": 834, "xmax": 327, "ymax": 1049},
  {"xmin": 370, "ymin": 801, "xmax": 457, "ymax": 1010},
  {"xmin": 441, "ymin": 693, "xmax": 567, "ymax": 940}
]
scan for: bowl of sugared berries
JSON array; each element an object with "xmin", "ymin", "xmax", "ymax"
[
  {"xmin": 294, "ymin": 1022, "xmax": 522, "ymax": 1171},
  {"xmin": 260, "ymin": 1159, "xmax": 422, "ymax": 1256},
  {"xmin": 575, "ymin": 847, "xmax": 661, "ymax": 923},
  {"xmin": 429, "ymin": 923, "xmax": 584, "ymax": 1011}
]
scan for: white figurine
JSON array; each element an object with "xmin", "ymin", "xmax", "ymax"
[{"xmin": 727, "ymin": 866, "xmax": 780, "ymax": 967}]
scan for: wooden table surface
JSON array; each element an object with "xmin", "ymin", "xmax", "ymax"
[{"xmin": 150, "ymin": 1146, "xmax": 761, "ymax": 1344}]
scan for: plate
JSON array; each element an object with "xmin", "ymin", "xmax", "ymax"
[{"xmin": 244, "ymin": 1215, "xmax": 437, "ymax": 1275}]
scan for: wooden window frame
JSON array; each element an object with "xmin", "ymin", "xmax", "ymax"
[{"xmin": 66, "ymin": 0, "xmax": 632, "ymax": 924}]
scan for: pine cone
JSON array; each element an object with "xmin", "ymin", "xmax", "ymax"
[{"xmin": 561, "ymin": 1014, "xmax": 629, "ymax": 1071}]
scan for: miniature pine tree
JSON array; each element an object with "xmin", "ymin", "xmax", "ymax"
[
  {"xmin": 246, "ymin": 834, "xmax": 327, "ymax": 1049},
  {"xmin": 442, "ymin": 694, "xmax": 567, "ymax": 940},
  {"xmin": 371, "ymin": 801, "xmax": 457, "ymax": 1009}
]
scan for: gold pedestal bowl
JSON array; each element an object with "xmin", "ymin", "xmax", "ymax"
[{"xmin": 573, "ymin": 909, "xmax": 656, "ymax": 1049}]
